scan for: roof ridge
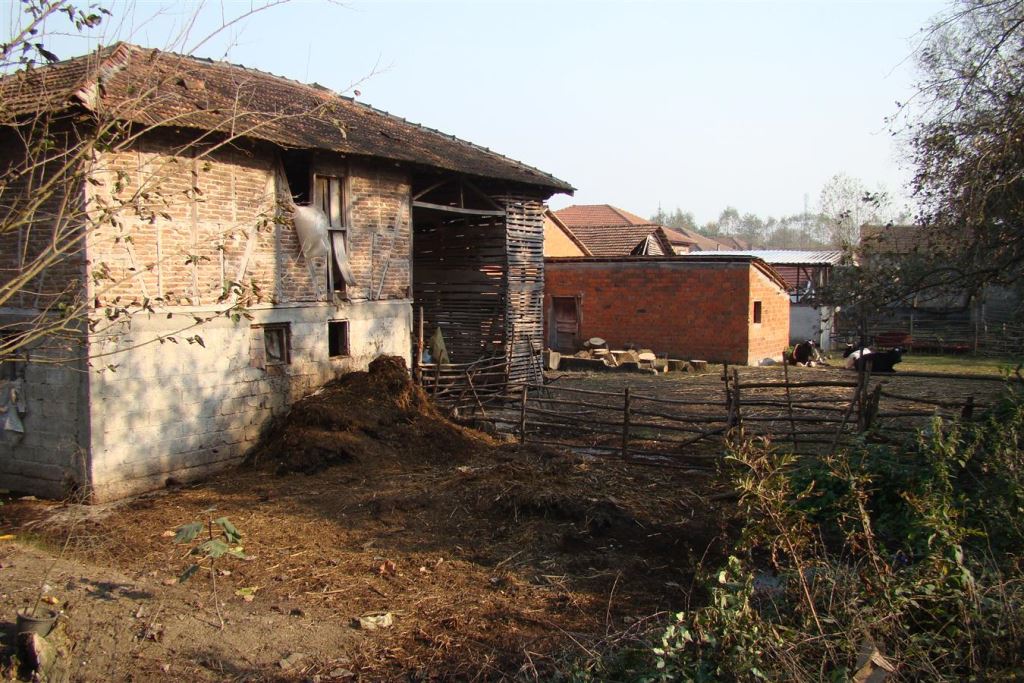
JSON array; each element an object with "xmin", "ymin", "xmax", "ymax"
[
  {"xmin": 72, "ymin": 41, "xmax": 132, "ymax": 110},
  {"xmin": 3, "ymin": 42, "xmax": 572, "ymax": 192},
  {"xmin": 608, "ymin": 204, "xmax": 647, "ymax": 225},
  {"xmin": 97, "ymin": 43, "xmax": 571, "ymax": 189}
]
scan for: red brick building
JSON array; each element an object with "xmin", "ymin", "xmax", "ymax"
[{"xmin": 545, "ymin": 256, "xmax": 790, "ymax": 365}]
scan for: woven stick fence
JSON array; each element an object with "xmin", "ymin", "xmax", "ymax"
[{"xmin": 498, "ymin": 365, "xmax": 1009, "ymax": 466}]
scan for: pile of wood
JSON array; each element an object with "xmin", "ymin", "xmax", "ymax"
[{"xmin": 546, "ymin": 338, "xmax": 708, "ymax": 375}]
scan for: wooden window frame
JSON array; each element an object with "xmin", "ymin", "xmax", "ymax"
[
  {"xmin": 262, "ymin": 323, "xmax": 292, "ymax": 366},
  {"xmin": 328, "ymin": 320, "xmax": 350, "ymax": 358},
  {"xmin": 753, "ymin": 301, "xmax": 763, "ymax": 324},
  {"xmin": 315, "ymin": 174, "xmax": 351, "ymax": 294}
]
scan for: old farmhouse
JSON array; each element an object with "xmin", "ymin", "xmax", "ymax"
[{"xmin": 0, "ymin": 44, "xmax": 571, "ymax": 501}]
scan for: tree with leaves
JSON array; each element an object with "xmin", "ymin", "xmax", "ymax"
[{"xmin": 908, "ymin": 0, "xmax": 1024, "ymax": 295}]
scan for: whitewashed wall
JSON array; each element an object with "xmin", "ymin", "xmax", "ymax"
[{"xmin": 87, "ymin": 300, "xmax": 410, "ymax": 501}]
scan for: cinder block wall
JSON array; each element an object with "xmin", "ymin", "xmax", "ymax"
[
  {"xmin": 0, "ymin": 345, "xmax": 88, "ymax": 499},
  {"xmin": 545, "ymin": 259, "xmax": 789, "ymax": 365},
  {"xmin": 0, "ymin": 126, "xmax": 91, "ymax": 499},
  {"xmin": 87, "ymin": 300, "xmax": 410, "ymax": 501}
]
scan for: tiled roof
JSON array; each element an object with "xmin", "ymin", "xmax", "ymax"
[
  {"xmin": 554, "ymin": 204, "xmax": 651, "ymax": 227},
  {"xmin": 664, "ymin": 226, "xmax": 731, "ymax": 252},
  {"xmin": 713, "ymin": 235, "xmax": 752, "ymax": 250},
  {"xmin": 543, "ymin": 210, "xmax": 592, "ymax": 256},
  {"xmin": 567, "ymin": 223, "xmax": 674, "ymax": 257},
  {"xmin": 660, "ymin": 227, "xmax": 699, "ymax": 247},
  {"xmin": 554, "ymin": 205, "xmax": 746, "ymax": 252},
  {"xmin": 0, "ymin": 43, "xmax": 573, "ymax": 193}
]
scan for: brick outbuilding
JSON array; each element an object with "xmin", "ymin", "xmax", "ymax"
[{"xmin": 545, "ymin": 256, "xmax": 790, "ymax": 365}]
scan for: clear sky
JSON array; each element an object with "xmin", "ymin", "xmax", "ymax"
[{"xmin": 22, "ymin": 0, "xmax": 947, "ymax": 223}]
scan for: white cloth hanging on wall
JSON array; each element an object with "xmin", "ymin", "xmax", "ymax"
[{"xmin": 0, "ymin": 379, "xmax": 27, "ymax": 434}]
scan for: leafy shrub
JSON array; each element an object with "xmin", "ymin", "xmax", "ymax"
[{"xmin": 578, "ymin": 390, "xmax": 1024, "ymax": 681}]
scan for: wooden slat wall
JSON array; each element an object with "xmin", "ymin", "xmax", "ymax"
[
  {"xmin": 498, "ymin": 194, "xmax": 546, "ymax": 385},
  {"xmin": 412, "ymin": 192, "xmax": 547, "ymax": 386},
  {"xmin": 413, "ymin": 214, "xmax": 507, "ymax": 363}
]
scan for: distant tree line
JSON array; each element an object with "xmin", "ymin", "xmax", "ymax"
[{"xmin": 652, "ymin": 173, "xmax": 912, "ymax": 250}]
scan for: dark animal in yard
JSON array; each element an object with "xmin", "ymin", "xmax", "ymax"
[
  {"xmin": 854, "ymin": 347, "xmax": 903, "ymax": 373},
  {"xmin": 791, "ymin": 340, "xmax": 823, "ymax": 366}
]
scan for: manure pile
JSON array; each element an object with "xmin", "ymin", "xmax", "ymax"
[{"xmin": 247, "ymin": 355, "xmax": 491, "ymax": 473}]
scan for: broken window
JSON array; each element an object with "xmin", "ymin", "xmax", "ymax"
[
  {"xmin": 328, "ymin": 320, "xmax": 350, "ymax": 358},
  {"xmin": 314, "ymin": 175, "xmax": 356, "ymax": 293},
  {"xmin": 753, "ymin": 301, "xmax": 763, "ymax": 324},
  {"xmin": 282, "ymin": 150, "xmax": 312, "ymax": 205},
  {"xmin": 250, "ymin": 324, "xmax": 291, "ymax": 368}
]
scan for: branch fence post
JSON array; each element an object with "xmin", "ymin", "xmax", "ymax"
[
  {"xmin": 622, "ymin": 386, "xmax": 631, "ymax": 460},
  {"xmin": 732, "ymin": 369, "xmax": 742, "ymax": 431},
  {"xmin": 783, "ymin": 359, "xmax": 799, "ymax": 449},
  {"xmin": 519, "ymin": 384, "xmax": 529, "ymax": 445}
]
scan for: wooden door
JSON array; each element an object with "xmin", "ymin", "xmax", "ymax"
[{"xmin": 551, "ymin": 297, "xmax": 580, "ymax": 352}]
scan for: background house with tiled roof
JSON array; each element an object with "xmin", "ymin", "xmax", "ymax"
[
  {"xmin": 544, "ymin": 205, "xmax": 790, "ymax": 362},
  {"xmin": 553, "ymin": 204, "xmax": 745, "ymax": 254},
  {"xmin": 850, "ymin": 225, "xmax": 1023, "ymax": 353},
  {"xmin": 0, "ymin": 44, "xmax": 571, "ymax": 501}
]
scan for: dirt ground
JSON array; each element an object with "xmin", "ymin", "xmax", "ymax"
[
  {"xmin": 0, "ymin": 359, "xmax": 735, "ymax": 682},
  {"xmin": 0, "ymin": 359, "xmax": 1010, "ymax": 681}
]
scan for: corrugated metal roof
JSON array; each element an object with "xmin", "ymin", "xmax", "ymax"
[{"xmin": 685, "ymin": 250, "xmax": 844, "ymax": 265}]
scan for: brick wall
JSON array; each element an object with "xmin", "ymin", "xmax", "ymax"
[
  {"xmin": 86, "ymin": 133, "xmax": 412, "ymax": 309},
  {"xmin": 1, "ymin": 125, "xmax": 418, "ymax": 501},
  {"xmin": 0, "ymin": 124, "xmax": 88, "ymax": 310},
  {"xmin": 544, "ymin": 259, "xmax": 789, "ymax": 365},
  {"xmin": 0, "ymin": 121, "xmax": 91, "ymax": 498},
  {"xmin": 746, "ymin": 264, "xmax": 791, "ymax": 364},
  {"xmin": 343, "ymin": 160, "xmax": 412, "ymax": 302}
]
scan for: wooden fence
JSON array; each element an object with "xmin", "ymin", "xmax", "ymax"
[
  {"xmin": 834, "ymin": 317, "xmax": 1024, "ymax": 356},
  {"xmin": 501, "ymin": 365, "xmax": 1008, "ymax": 465}
]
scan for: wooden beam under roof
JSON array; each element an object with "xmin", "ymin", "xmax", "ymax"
[{"xmin": 412, "ymin": 201, "xmax": 506, "ymax": 217}]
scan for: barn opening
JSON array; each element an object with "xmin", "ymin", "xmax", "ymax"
[{"xmin": 411, "ymin": 175, "xmax": 545, "ymax": 384}]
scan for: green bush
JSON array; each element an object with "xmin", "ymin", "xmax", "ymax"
[{"xmin": 575, "ymin": 390, "xmax": 1024, "ymax": 681}]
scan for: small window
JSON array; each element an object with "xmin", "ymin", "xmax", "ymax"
[
  {"xmin": 328, "ymin": 320, "xmax": 350, "ymax": 358},
  {"xmin": 753, "ymin": 301, "xmax": 763, "ymax": 324},
  {"xmin": 262, "ymin": 324, "xmax": 291, "ymax": 366}
]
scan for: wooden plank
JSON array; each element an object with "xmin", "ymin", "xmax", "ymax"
[{"xmin": 412, "ymin": 200, "xmax": 506, "ymax": 217}]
